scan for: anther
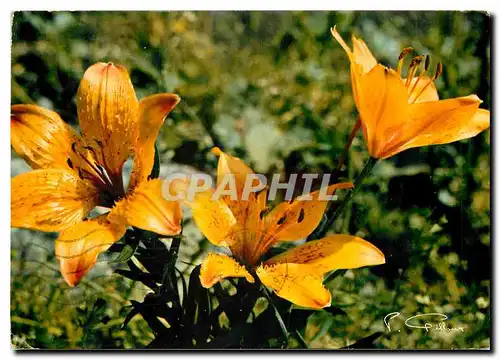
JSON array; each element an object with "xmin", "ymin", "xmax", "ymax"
[
  {"xmin": 397, "ymin": 47, "xmax": 413, "ymax": 75},
  {"xmin": 434, "ymin": 62, "xmax": 443, "ymax": 80},
  {"xmin": 405, "ymin": 55, "xmax": 425, "ymax": 87},
  {"xmin": 409, "ymin": 55, "xmax": 425, "ymax": 68},
  {"xmin": 424, "ymin": 55, "xmax": 430, "ymax": 71},
  {"xmin": 398, "ymin": 47, "xmax": 413, "ymax": 60},
  {"xmin": 408, "ymin": 55, "xmax": 429, "ymax": 100},
  {"xmin": 411, "ymin": 61, "xmax": 442, "ymax": 104}
]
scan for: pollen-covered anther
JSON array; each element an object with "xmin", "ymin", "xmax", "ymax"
[
  {"xmin": 408, "ymin": 55, "xmax": 430, "ymax": 102},
  {"xmin": 397, "ymin": 47, "xmax": 413, "ymax": 74},
  {"xmin": 405, "ymin": 55, "xmax": 425, "ymax": 87},
  {"xmin": 409, "ymin": 55, "xmax": 425, "ymax": 67},
  {"xmin": 398, "ymin": 47, "xmax": 414, "ymax": 60}
]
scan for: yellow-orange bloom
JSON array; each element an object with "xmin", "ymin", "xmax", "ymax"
[
  {"xmin": 11, "ymin": 62, "xmax": 182, "ymax": 286},
  {"xmin": 331, "ymin": 26, "xmax": 490, "ymax": 159},
  {"xmin": 181, "ymin": 148, "xmax": 385, "ymax": 309}
]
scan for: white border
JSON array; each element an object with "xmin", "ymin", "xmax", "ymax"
[{"xmin": 2, "ymin": 1, "xmax": 497, "ymax": 358}]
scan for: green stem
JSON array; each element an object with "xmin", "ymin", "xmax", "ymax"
[
  {"xmin": 313, "ymin": 157, "xmax": 379, "ymax": 239},
  {"xmin": 262, "ymin": 286, "xmax": 289, "ymax": 346},
  {"xmin": 160, "ymin": 235, "xmax": 182, "ymax": 302},
  {"xmin": 294, "ymin": 329, "xmax": 309, "ymax": 349},
  {"xmin": 329, "ymin": 156, "xmax": 378, "ymax": 228}
]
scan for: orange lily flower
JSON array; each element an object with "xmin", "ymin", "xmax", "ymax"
[
  {"xmin": 11, "ymin": 62, "xmax": 182, "ymax": 286},
  {"xmin": 331, "ymin": 26, "xmax": 490, "ymax": 159},
  {"xmin": 180, "ymin": 148, "xmax": 385, "ymax": 309}
]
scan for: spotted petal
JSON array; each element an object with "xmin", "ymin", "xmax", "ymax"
[
  {"xmin": 111, "ymin": 178, "xmax": 182, "ymax": 236},
  {"xmin": 256, "ymin": 263, "xmax": 331, "ymax": 309},
  {"xmin": 77, "ymin": 62, "xmax": 139, "ymax": 178},
  {"xmin": 264, "ymin": 182, "xmax": 353, "ymax": 242},
  {"xmin": 129, "ymin": 93, "xmax": 180, "ymax": 189},
  {"xmin": 11, "ymin": 169, "xmax": 99, "ymax": 232},
  {"xmin": 11, "ymin": 104, "xmax": 81, "ymax": 171},
  {"xmin": 56, "ymin": 214, "xmax": 126, "ymax": 286},
  {"xmin": 265, "ymin": 235, "xmax": 385, "ymax": 273},
  {"xmin": 199, "ymin": 252, "xmax": 254, "ymax": 288}
]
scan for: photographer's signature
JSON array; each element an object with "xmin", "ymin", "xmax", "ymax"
[{"xmin": 384, "ymin": 312, "xmax": 466, "ymax": 333}]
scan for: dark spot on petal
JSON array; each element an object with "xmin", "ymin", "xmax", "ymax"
[
  {"xmin": 277, "ymin": 216, "xmax": 287, "ymax": 225},
  {"xmin": 298, "ymin": 208, "xmax": 305, "ymax": 223},
  {"xmin": 67, "ymin": 158, "xmax": 73, "ymax": 169}
]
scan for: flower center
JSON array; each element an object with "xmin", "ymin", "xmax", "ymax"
[
  {"xmin": 68, "ymin": 140, "xmax": 125, "ymax": 206},
  {"xmin": 397, "ymin": 48, "xmax": 443, "ymax": 104}
]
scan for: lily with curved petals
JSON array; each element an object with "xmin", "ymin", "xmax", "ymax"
[
  {"xmin": 11, "ymin": 62, "xmax": 182, "ymax": 286},
  {"xmin": 183, "ymin": 148, "xmax": 385, "ymax": 309},
  {"xmin": 331, "ymin": 26, "xmax": 490, "ymax": 159}
]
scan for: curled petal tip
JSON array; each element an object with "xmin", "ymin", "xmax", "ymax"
[
  {"xmin": 172, "ymin": 93, "xmax": 181, "ymax": 103},
  {"xmin": 169, "ymin": 93, "xmax": 181, "ymax": 108}
]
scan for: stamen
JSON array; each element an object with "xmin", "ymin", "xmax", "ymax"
[
  {"xmin": 96, "ymin": 164, "xmax": 114, "ymax": 189},
  {"xmin": 397, "ymin": 47, "xmax": 413, "ymax": 75},
  {"xmin": 408, "ymin": 55, "xmax": 429, "ymax": 101},
  {"xmin": 405, "ymin": 55, "xmax": 425, "ymax": 87},
  {"xmin": 70, "ymin": 141, "xmax": 114, "ymax": 190},
  {"xmin": 411, "ymin": 61, "xmax": 443, "ymax": 104}
]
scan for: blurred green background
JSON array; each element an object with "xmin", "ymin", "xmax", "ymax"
[{"xmin": 11, "ymin": 11, "xmax": 490, "ymax": 349}]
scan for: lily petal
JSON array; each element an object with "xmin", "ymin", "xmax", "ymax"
[
  {"xmin": 212, "ymin": 147, "xmax": 254, "ymax": 196},
  {"xmin": 76, "ymin": 62, "xmax": 139, "ymax": 178},
  {"xmin": 265, "ymin": 182, "xmax": 354, "ymax": 241},
  {"xmin": 185, "ymin": 186, "xmax": 237, "ymax": 246},
  {"xmin": 11, "ymin": 104, "xmax": 81, "ymax": 170},
  {"xmin": 331, "ymin": 26, "xmax": 377, "ymax": 76},
  {"xmin": 265, "ymin": 235, "xmax": 385, "ymax": 273},
  {"xmin": 56, "ymin": 214, "xmax": 126, "ymax": 287},
  {"xmin": 111, "ymin": 178, "xmax": 182, "ymax": 236},
  {"xmin": 381, "ymin": 95, "xmax": 490, "ymax": 158},
  {"xmin": 352, "ymin": 65, "xmax": 409, "ymax": 158},
  {"xmin": 210, "ymin": 148, "xmax": 268, "ymax": 246},
  {"xmin": 11, "ymin": 169, "xmax": 99, "ymax": 232},
  {"xmin": 129, "ymin": 93, "xmax": 180, "ymax": 189},
  {"xmin": 256, "ymin": 263, "xmax": 331, "ymax": 309},
  {"xmin": 199, "ymin": 252, "xmax": 254, "ymax": 288}
]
